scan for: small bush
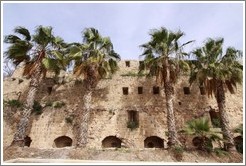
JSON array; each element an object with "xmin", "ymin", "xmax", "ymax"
[
  {"xmin": 212, "ymin": 118, "xmax": 221, "ymax": 128},
  {"xmin": 172, "ymin": 145, "xmax": 184, "ymax": 161},
  {"xmin": 65, "ymin": 117, "xmax": 73, "ymax": 124},
  {"xmin": 65, "ymin": 114, "xmax": 75, "ymax": 124},
  {"xmin": 214, "ymin": 148, "xmax": 229, "ymax": 156},
  {"xmin": 5, "ymin": 99, "xmax": 23, "ymax": 108},
  {"xmin": 32, "ymin": 101, "xmax": 42, "ymax": 115},
  {"xmin": 127, "ymin": 121, "xmax": 139, "ymax": 130},
  {"xmin": 52, "ymin": 101, "xmax": 65, "ymax": 108},
  {"xmin": 45, "ymin": 101, "xmax": 53, "ymax": 107}
]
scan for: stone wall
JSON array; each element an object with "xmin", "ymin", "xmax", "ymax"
[{"xmin": 3, "ymin": 60, "xmax": 243, "ymax": 149}]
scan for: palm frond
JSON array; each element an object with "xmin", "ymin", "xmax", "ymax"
[
  {"xmin": 4, "ymin": 35, "xmax": 21, "ymax": 43},
  {"xmin": 14, "ymin": 26, "xmax": 31, "ymax": 41}
]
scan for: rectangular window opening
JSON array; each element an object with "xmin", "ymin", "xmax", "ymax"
[
  {"xmin": 47, "ymin": 86, "xmax": 53, "ymax": 95},
  {"xmin": 127, "ymin": 110, "xmax": 139, "ymax": 129},
  {"xmin": 153, "ymin": 86, "xmax": 160, "ymax": 94},
  {"xmin": 125, "ymin": 61, "xmax": 130, "ymax": 67},
  {"xmin": 199, "ymin": 86, "xmax": 206, "ymax": 95},
  {"xmin": 122, "ymin": 87, "xmax": 129, "ymax": 95},
  {"xmin": 138, "ymin": 87, "xmax": 143, "ymax": 94},
  {"xmin": 183, "ymin": 87, "xmax": 190, "ymax": 95}
]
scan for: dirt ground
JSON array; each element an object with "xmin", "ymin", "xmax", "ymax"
[{"xmin": 3, "ymin": 146, "xmax": 243, "ymax": 164}]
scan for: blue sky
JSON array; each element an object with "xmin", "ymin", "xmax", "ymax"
[{"xmin": 2, "ymin": 1, "xmax": 244, "ymax": 60}]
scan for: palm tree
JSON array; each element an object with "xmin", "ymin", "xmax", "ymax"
[
  {"xmin": 184, "ymin": 117, "xmax": 221, "ymax": 152},
  {"xmin": 139, "ymin": 27, "xmax": 193, "ymax": 147},
  {"xmin": 189, "ymin": 38, "xmax": 243, "ymax": 151},
  {"xmin": 4, "ymin": 26, "xmax": 68, "ymax": 147},
  {"xmin": 68, "ymin": 28, "xmax": 120, "ymax": 148}
]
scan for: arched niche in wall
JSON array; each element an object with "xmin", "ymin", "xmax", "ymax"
[
  {"xmin": 102, "ymin": 136, "xmax": 122, "ymax": 148},
  {"xmin": 54, "ymin": 136, "xmax": 72, "ymax": 148},
  {"xmin": 144, "ymin": 136, "xmax": 164, "ymax": 148}
]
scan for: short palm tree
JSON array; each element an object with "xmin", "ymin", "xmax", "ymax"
[
  {"xmin": 139, "ymin": 27, "xmax": 193, "ymax": 147},
  {"xmin": 4, "ymin": 26, "xmax": 68, "ymax": 147},
  {"xmin": 190, "ymin": 38, "xmax": 243, "ymax": 151},
  {"xmin": 184, "ymin": 117, "xmax": 221, "ymax": 151},
  {"xmin": 68, "ymin": 28, "xmax": 120, "ymax": 148}
]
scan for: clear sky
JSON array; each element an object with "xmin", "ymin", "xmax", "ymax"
[{"xmin": 2, "ymin": 1, "xmax": 244, "ymax": 60}]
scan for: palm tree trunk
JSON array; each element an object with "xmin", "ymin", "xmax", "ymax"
[
  {"xmin": 11, "ymin": 63, "xmax": 42, "ymax": 147},
  {"xmin": 163, "ymin": 59, "xmax": 179, "ymax": 147},
  {"xmin": 216, "ymin": 80, "xmax": 235, "ymax": 151},
  {"xmin": 76, "ymin": 90, "xmax": 92, "ymax": 148},
  {"xmin": 164, "ymin": 82, "xmax": 179, "ymax": 147}
]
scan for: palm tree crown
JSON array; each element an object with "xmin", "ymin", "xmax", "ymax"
[
  {"xmin": 4, "ymin": 26, "xmax": 68, "ymax": 77},
  {"xmin": 140, "ymin": 27, "xmax": 192, "ymax": 83},
  {"xmin": 68, "ymin": 28, "xmax": 120, "ymax": 89},
  {"xmin": 189, "ymin": 38, "xmax": 243, "ymax": 96}
]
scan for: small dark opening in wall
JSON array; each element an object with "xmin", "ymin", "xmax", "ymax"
[
  {"xmin": 199, "ymin": 86, "xmax": 206, "ymax": 95},
  {"xmin": 125, "ymin": 61, "xmax": 130, "ymax": 67},
  {"xmin": 144, "ymin": 136, "xmax": 164, "ymax": 148},
  {"xmin": 234, "ymin": 136, "xmax": 243, "ymax": 153},
  {"xmin": 128, "ymin": 110, "xmax": 138, "ymax": 123},
  {"xmin": 47, "ymin": 87, "xmax": 53, "ymax": 95},
  {"xmin": 139, "ymin": 61, "xmax": 143, "ymax": 66},
  {"xmin": 183, "ymin": 87, "xmax": 190, "ymax": 94},
  {"xmin": 178, "ymin": 102, "xmax": 182, "ymax": 105},
  {"xmin": 138, "ymin": 87, "xmax": 143, "ymax": 94},
  {"xmin": 153, "ymin": 86, "xmax": 160, "ymax": 94},
  {"xmin": 122, "ymin": 87, "xmax": 128, "ymax": 95},
  {"xmin": 24, "ymin": 136, "xmax": 32, "ymax": 147},
  {"xmin": 54, "ymin": 136, "xmax": 72, "ymax": 148},
  {"xmin": 18, "ymin": 79, "xmax": 24, "ymax": 84},
  {"xmin": 127, "ymin": 110, "xmax": 139, "ymax": 129},
  {"xmin": 102, "ymin": 136, "xmax": 122, "ymax": 148}
]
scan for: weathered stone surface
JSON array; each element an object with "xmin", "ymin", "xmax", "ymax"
[{"xmin": 3, "ymin": 60, "xmax": 243, "ymax": 149}]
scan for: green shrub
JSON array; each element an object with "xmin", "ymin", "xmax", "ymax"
[
  {"xmin": 52, "ymin": 101, "xmax": 65, "ymax": 108},
  {"xmin": 5, "ymin": 99, "xmax": 23, "ymax": 108},
  {"xmin": 33, "ymin": 101, "xmax": 42, "ymax": 115},
  {"xmin": 65, "ymin": 114, "xmax": 75, "ymax": 124},
  {"xmin": 211, "ymin": 118, "xmax": 221, "ymax": 128},
  {"xmin": 45, "ymin": 101, "xmax": 53, "ymax": 107},
  {"xmin": 214, "ymin": 148, "xmax": 229, "ymax": 156},
  {"xmin": 127, "ymin": 121, "xmax": 139, "ymax": 130},
  {"xmin": 65, "ymin": 117, "xmax": 73, "ymax": 124},
  {"xmin": 172, "ymin": 145, "xmax": 184, "ymax": 161}
]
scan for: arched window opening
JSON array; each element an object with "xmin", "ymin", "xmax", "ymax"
[
  {"xmin": 54, "ymin": 136, "xmax": 72, "ymax": 148},
  {"xmin": 102, "ymin": 136, "xmax": 122, "ymax": 148},
  {"xmin": 144, "ymin": 136, "xmax": 164, "ymax": 148}
]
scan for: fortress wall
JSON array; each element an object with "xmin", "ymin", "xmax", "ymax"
[{"xmin": 3, "ymin": 60, "xmax": 243, "ymax": 148}]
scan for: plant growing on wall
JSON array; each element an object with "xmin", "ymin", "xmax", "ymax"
[
  {"xmin": 4, "ymin": 26, "xmax": 69, "ymax": 147},
  {"xmin": 127, "ymin": 121, "xmax": 139, "ymax": 130},
  {"xmin": 67, "ymin": 27, "xmax": 120, "ymax": 148},
  {"xmin": 189, "ymin": 38, "xmax": 243, "ymax": 151}
]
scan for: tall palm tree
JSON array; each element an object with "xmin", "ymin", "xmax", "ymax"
[
  {"xmin": 189, "ymin": 38, "xmax": 243, "ymax": 151},
  {"xmin": 4, "ymin": 26, "xmax": 68, "ymax": 147},
  {"xmin": 68, "ymin": 28, "xmax": 120, "ymax": 148},
  {"xmin": 139, "ymin": 27, "xmax": 193, "ymax": 147}
]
